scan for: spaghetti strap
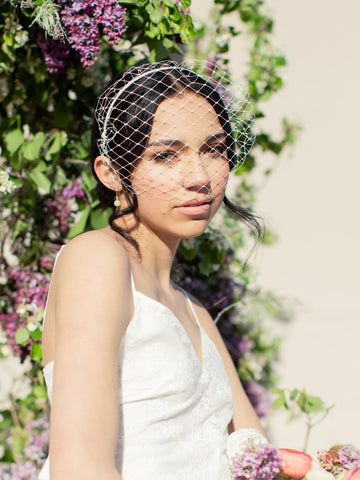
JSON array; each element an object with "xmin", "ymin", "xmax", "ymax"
[
  {"xmin": 42, "ymin": 245, "xmax": 66, "ymax": 328},
  {"xmin": 129, "ymin": 268, "xmax": 136, "ymax": 294},
  {"xmin": 185, "ymin": 294, "xmax": 201, "ymax": 329}
]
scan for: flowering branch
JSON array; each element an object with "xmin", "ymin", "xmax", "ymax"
[
  {"xmin": 31, "ymin": 0, "xmax": 67, "ymax": 41},
  {"xmin": 272, "ymin": 387, "xmax": 335, "ymax": 451},
  {"xmin": 304, "ymin": 404, "xmax": 335, "ymax": 452},
  {"xmin": 214, "ymin": 300, "xmax": 242, "ymax": 324}
]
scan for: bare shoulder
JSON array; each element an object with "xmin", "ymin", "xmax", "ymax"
[
  {"xmin": 58, "ymin": 229, "xmax": 128, "ymax": 266},
  {"xmin": 52, "ymin": 229, "xmax": 133, "ymax": 329},
  {"xmin": 42, "ymin": 229, "xmax": 133, "ymax": 366},
  {"xmin": 53, "ymin": 230, "xmax": 129, "ymax": 284}
]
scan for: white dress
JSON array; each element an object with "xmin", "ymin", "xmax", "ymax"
[{"xmin": 38, "ymin": 266, "xmax": 234, "ymax": 479}]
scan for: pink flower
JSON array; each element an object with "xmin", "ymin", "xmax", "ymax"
[
  {"xmin": 279, "ymin": 448, "xmax": 312, "ymax": 479},
  {"xmin": 341, "ymin": 467, "xmax": 360, "ymax": 480},
  {"xmin": 318, "ymin": 450, "xmax": 340, "ymax": 472}
]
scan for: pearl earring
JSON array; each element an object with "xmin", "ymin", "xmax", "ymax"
[{"xmin": 114, "ymin": 191, "xmax": 121, "ymax": 208}]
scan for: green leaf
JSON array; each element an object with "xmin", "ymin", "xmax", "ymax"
[
  {"xmin": 90, "ymin": 208, "xmax": 111, "ymax": 230},
  {"xmin": 29, "ymin": 170, "xmax": 51, "ymax": 194},
  {"xmin": 30, "ymin": 328, "xmax": 42, "ymax": 341},
  {"xmin": 272, "ymin": 391, "xmax": 288, "ymax": 410},
  {"xmin": 23, "ymin": 131, "xmax": 45, "ymax": 160},
  {"xmin": 81, "ymin": 169, "xmax": 97, "ymax": 193},
  {"xmin": 3, "ymin": 129, "xmax": 24, "ymax": 155},
  {"xmin": 33, "ymin": 160, "xmax": 47, "ymax": 172},
  {"xmin": 33, "ymin": 385, "xmax": 47, "ymax": 398},
  {"xmin": 45, "ymin": 130, "xmax": 67, "ymax": 160},
  {"xmin": 31, "ymin": 343, "xmax": 42, "ymax": 361},
  {"xmin": 290, "ymin": 388, "xmax": 299, "ymax": 401},
  {"xmin": 3, "ymin": 31, "xmax": 13, "ymax": 48},
  {"xmin": 15, "ymin": 328, "xmax": 30, "ymax": 346},
  {"xmin": 180, "ymin": 244, "xmax": 196, "ymax": 260},
  {"xmin": 146, "ymin": 3, "xmax": 164, "ymax": 24},
  {"xmin": 198, "ymin": 259, "xmax": 210, "ymax": 275},
  {"xmin": 272, "ymin": 387, "xmax": 284, "ymax": 394},
  {"xmin": 302, "ymin": 394, "xmax": 325, "ymax": 414},
  {"xmin": 14, "ymin": 218, "xmax": 30, "ymax": 238},
  {"xmin": 12, "ymin": 436, "xmax": 26, "ymax": 457},
  {"xmin": 68, "ymin": 205, "xmax": 91, "ymax": 238}
]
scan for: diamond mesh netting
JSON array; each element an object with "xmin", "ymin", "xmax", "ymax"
[{"xmin": 94, "ymin": 60, "xmax": 254, "ymax": 201}]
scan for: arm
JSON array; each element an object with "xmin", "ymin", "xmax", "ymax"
[
  {"xmin": 48, "ymin": 232, "xmax": 132, "ymax": 480},
  {"xmin": 194, "ymin": 305, "xmax": 268, "ymax": 439}
]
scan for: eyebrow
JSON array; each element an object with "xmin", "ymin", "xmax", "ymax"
[
  {"xmin": 148, "ymin": 132, "xmax": 226, "ymax": 148},
  {"xmin": 148, "ymin": 138, "xmax": 185, "ymax": 148}
]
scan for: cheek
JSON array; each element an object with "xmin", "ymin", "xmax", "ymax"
[
  {"xmin": 133, "ymin": 169, "xmax": 178, "ymax": 199},
  {"xmin": 210, "ymin": 164, "xmax": 230, "ymax": 193},
  {"xmin": 132, "ymin": 163, "xmax": 184, "ymax": 200}
]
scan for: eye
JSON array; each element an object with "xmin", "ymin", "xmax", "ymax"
[
  {"xmin": 151, "ymin": 150, "xmax": 178, "ymax": 163},
  {"xmin": 205, "ymin": 143, "xmax": 228, "ymax": 158}
]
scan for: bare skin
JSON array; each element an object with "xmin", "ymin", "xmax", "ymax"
[{"xmin": 42, "ymin": 93, "xmax": 266, "ymax": 480}]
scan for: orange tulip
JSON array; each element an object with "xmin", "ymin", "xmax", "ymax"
[{"xmin": 279, "ymin": 448, "xmax": 313, "ymax": 479}]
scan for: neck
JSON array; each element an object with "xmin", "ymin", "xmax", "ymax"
[
  {"xmin": 110, "ymin": 218, "xmax": 180, "ymax": 290},
  {"xmin": 134, "ymin": 225, "xmax": 179, "ymax": 284}
]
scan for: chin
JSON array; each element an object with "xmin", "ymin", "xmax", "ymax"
[{"xmin": 177, "ymin": 220, "xmax": 211, "ymax": 239}]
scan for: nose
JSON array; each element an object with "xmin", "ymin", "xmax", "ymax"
[{"xmin": 182, "ymin": 152, "xmax": 211, "ymax": 193}]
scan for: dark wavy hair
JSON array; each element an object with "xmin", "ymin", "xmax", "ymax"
[{"xmin": 90, "ymin": 61, "xmax": 262, "ymax": 250}]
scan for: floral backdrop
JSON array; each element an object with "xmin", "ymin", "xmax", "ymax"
[{"xmin": 0, "ymin": 0, "xmax": 299, "ymax": 477}]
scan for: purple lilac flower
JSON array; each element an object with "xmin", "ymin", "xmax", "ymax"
[
  {"xmin": 226, "ymin": 335, "xmax": 254, "ymax": 366},
  {"xmin": 231, "ymin": 441, "xmax": 283, "ymax": 480},
  {"xmin": 38, "ymin": 33, "xmax": 70, "ymax": 74},
  {"xmin": 237, "ymin": 336, "xmax": 254, "ymax": 355},
  {"xmin": 0, "ymin": 265, "xmax": 50, "ymax": 358},
  {"xmin": 39, "ymin": 256, "xmax": 54, "ymax": 271},
  {"xmin": 46, "ymin": 177, "xmax": 87, "ymax": 235},
  {"xmin": 0, "ymin": 313, "xmax": 19, "ymax": 355},
  {"xmin": 339, "ymin": 446, "xmax": 360, "ymax": 471},
  {"xmin": 59, "ymin": 0, "xmax": 127, "ymax": 68},
  {"xmin": 8, "ymin": 266, "xmax": 50, "ymax": 310},
  {"xmin": 245, "ymin": 380, "xmax": 272, "ymax": 418},
  {"xmin": 62, "ymin": 178, "xmax": 85, "ymax": 199},
  {"xmin": 0, "ymin": 461, "xmax": 38, "ymax": 480},
  {"xmin": 24, "ymin": 415, "xmax": 49, "ymax": 466}
]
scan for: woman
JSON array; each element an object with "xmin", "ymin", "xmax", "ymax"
[{"xmin": 39, "ymin": 61, "xmax": 267, "ymax": 480}]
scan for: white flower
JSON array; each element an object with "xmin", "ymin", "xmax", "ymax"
[
  {"xmin": 0, "ymin": 170, "xmax": 16, "ymax": 195},
  {"xmin": 1, "ymin": 345, "xmax": 10, "ymax": 357},
  {"xmin": 226, "ymin": 428, "xmax": 268, "ymax": 459},
  {"xmin": 27, "ymin": 321, "xmax": 37, "ymax": 332},
  {"xmin": 16, "ymin": 305, "xmax": 27, "ymax": 316},
  {"xmin": 306, "ymin": 461, "xmax": 336, "ymax": 480},
  {"xmin": 2, "ymin": 235, "xmax": 19, "ymax": 267}
]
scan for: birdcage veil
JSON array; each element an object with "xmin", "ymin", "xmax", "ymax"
[{"xmin": 93, "ymin": 60, "xmax": 255, "ymax": 201}]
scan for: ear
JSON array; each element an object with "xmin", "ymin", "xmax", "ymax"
[{"xmin": 93, "ymin": 156, "xmax": 122, "ymax": 192}]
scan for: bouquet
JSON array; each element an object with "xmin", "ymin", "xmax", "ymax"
[{"xmin": 227, "ymin": 429, "xmax": 360, "ymax": 480}]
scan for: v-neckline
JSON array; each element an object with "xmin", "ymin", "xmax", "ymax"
[{"xmin": 133, "ymin": 289, "xmax": 204, "ymax": 370}]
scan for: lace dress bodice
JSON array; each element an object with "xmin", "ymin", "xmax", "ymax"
[{"xmin": 38, "ymin": 271, "xmax": 234, "ymax": 480}]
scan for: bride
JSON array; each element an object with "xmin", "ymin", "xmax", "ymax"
[{"xmin": 39, "ymin": 61, "xmax": 267, "ymax": 480}]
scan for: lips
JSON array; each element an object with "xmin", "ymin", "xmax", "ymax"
[
  {"xmin": 175, "ymin": 197, "xmax": 212, "ymax": 216},
  {"xmin": 178, "ymin": 198, "xmax": 212, "ymax": 208}
]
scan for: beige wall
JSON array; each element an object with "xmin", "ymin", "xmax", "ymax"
[{"xmin": 192, "ymin": 0, "xmax": 360, "ymax": 450}]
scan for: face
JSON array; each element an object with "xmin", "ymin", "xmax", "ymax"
[{"xmin": 130, "ymin": 92, "xmax": 230, "ymax": 240}]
